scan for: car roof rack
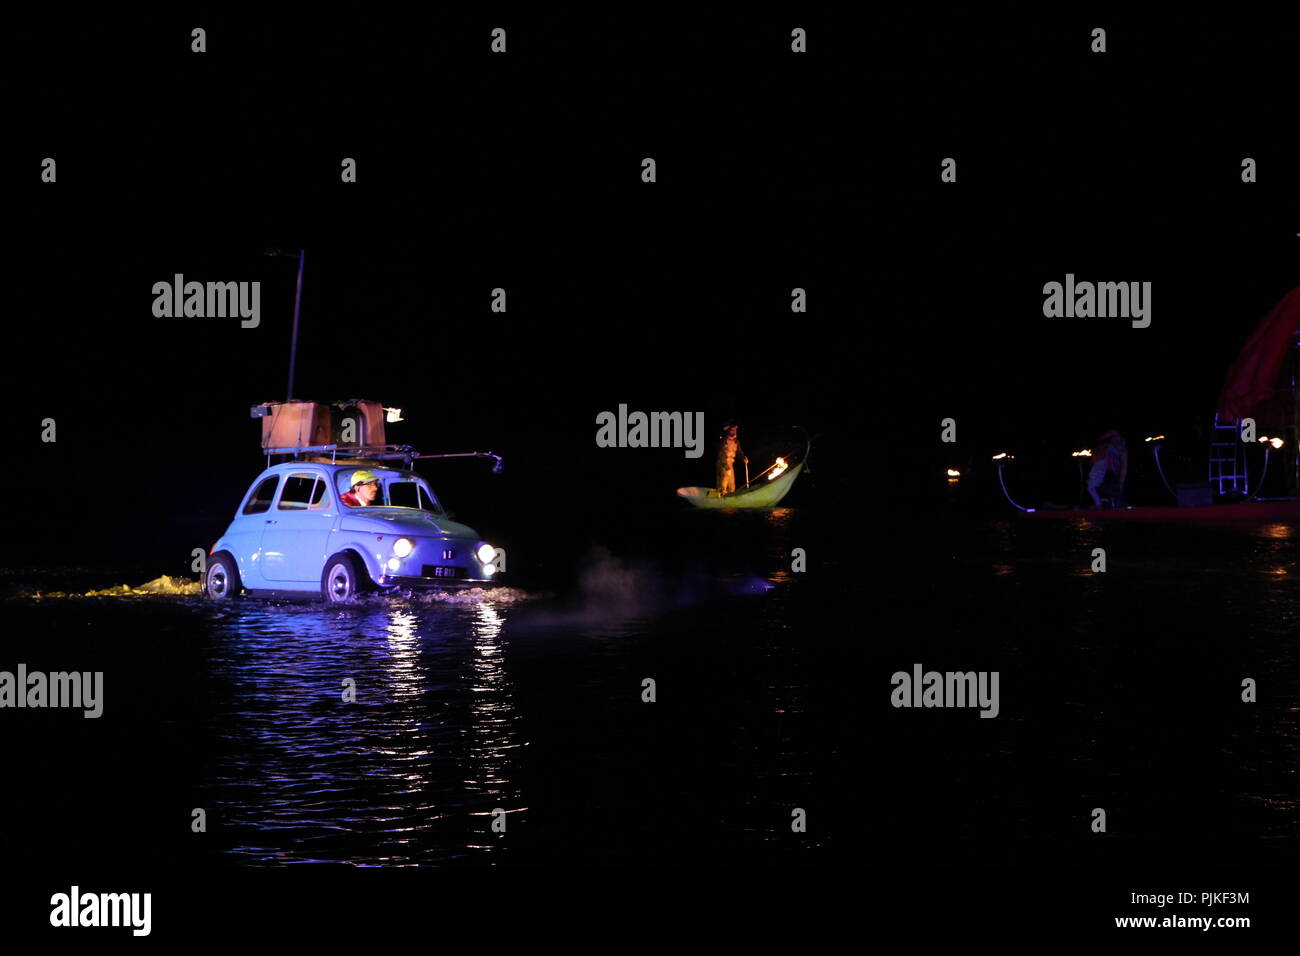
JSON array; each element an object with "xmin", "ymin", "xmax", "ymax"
[
  {"xmin": 265, "ymin": 443, "xmax": 420, "ymax": 467},
  {"xmin": 264, "ymin": 444, "xmax": 504, "ymax": 473}
]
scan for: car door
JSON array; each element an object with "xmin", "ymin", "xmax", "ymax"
[
  {"xmin": 230, "ymin": 473, "xmax": 281, "ymax": 588},
  {"xmin": 259, "ymin": 471, "xmax": 334, "ymax": 584}
]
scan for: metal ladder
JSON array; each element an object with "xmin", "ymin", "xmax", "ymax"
[{"xmin": 1208, "ymin": 413, "xmax": 1249, "ymax": 495}]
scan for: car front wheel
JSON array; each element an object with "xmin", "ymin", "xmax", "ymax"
[
  {"xmin": 204, "ymin": 552, "xmax": 243, "ymax": 601},
  {"xmin": 322, "ymin": 552, "xmax": 364, "ymax": 603}
]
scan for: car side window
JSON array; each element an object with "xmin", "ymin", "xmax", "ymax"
[
  {"xmin": 278, "ymin": 474, "xmax": 319, "ymax": 510},
  {"xmin": 243, "ymin": 476, "xmax": 280, "ymax": 515},
  {"xmin": 309, "ymin": 479, "xmax": 329, "ymax": 510}
]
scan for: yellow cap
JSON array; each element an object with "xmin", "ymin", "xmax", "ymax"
[{"xmin": 350, "ymin": 469, "xmax": 379, "ymax": 488}]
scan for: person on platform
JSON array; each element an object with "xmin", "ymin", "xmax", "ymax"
[
  {"xmin": 340, "ymin": 469, "xmax": 381, "ymax": 507},
  {"xmin": 715, "ymin": 423, "xmax": 749, "ymax": 497},
  {"xmin": 1086, "ymin": 430, "xmax": 1128, "ymax": 508}
]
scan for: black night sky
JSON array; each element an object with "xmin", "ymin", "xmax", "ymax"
[
  {"xmin": 10, "ymin": 14, "xmax": 1298, "ymax": 545},
  {"xmin": 5, "ymin": 9, "xmax": 1299, "ymax": 940}
]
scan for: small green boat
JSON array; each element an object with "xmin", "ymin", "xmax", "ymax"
[{"xmin": 676, "ymin": 457, "xmax": 806, "ymax": 509}]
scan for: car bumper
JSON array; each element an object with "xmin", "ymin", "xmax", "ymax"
[{"xmin": 378, "ymin": 573, "xmax": 499, "ymax": 589}]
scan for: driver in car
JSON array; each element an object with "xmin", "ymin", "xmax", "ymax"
[{"xmin": 340, "ymin": 469, "xmax": 381, "ymax": 507}]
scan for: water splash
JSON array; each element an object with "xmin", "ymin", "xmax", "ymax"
[{"xmin": 25, "ymin": 574, "xmax": 204, "ymax": 599}]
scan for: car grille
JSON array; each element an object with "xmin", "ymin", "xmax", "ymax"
[{"xmin": 422, "ymin": 565, "xmax": 464, "ymax": 579}]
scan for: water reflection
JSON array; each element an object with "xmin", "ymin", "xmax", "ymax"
[
  {"xmin": 747, "ymin": 633, "xmax": 820, "ymax": 849},
  {"xmin": 3, "ymin": 505, "xmax": 831, "ymax": 867},
  {"xmin": 1248, "ymin": 524, "xmax": 1298, "ymax": 581},
  {"xmin": 205, "ymin": 594, "xmax": 526, "ymax": 865},
  {"xmin": 464, "ymin": 602, "xmax": 525, "ymax": 854},
  {"xmin": 765, "ymin": 507, "xmax": 794, "ymax": 527}
]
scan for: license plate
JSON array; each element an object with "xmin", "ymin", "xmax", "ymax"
[{"xmin": 423, "ymin": 565, "xmax": 463, "ymax": 578}]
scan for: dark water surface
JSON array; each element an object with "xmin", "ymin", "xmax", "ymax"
[
  {"xmin": 1, "ymin": 505, "xmax": 851, "ymax": 871},
  {"xmin": 3, "ymin": 504, "xmax": 1297, "ymax": 896},
  {"xmin": 878, "ymin": 512, "xmax": 1300, "ymax": 866}
]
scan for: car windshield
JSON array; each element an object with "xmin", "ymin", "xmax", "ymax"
[{"xmin": 335, "ymin": 470, "xmax": 443, "ymax": 513}]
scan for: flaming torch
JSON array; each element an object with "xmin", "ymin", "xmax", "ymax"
[{"xmin": 1251, "ymin": 436, "xmax": 1286, "ymax": 498}]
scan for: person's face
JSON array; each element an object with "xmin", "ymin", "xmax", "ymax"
[{"xmin": 355, "ymin": 480, "xmax": 379, "ymax": 505}]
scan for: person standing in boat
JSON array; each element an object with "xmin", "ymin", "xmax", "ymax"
[
  {"xmin": 1086, "ymin": 430, "xmax": 1128, "ymax": 508},
  {"xmin": 716, "ymin": 423, "xmax": 749, "ymax": 497}
]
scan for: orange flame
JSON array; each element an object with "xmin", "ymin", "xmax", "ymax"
[{"xmin": 767, "ymin": 457, "xmax": 789, "ymax": 481}]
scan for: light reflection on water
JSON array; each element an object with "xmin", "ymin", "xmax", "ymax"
[
  {"xmin": 207, "ymin": 595, "xmax": 527, "ymax": 865},
  {"xmin": 464, "ymin": 602, "xmax": 524, "ymax": 852},
  {"xmin": 1, "ymin": 505, "xmax": 831, "ymax": 867},
  {"xmin": 764, "ymin": 507, "xmax": 794, "ymax": 528}
]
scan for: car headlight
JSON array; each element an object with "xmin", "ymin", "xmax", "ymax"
[
  {"xmin": 477, "ymin": 543, "xmax": 496, "ymax": 564},
  {"xmin": 393, "ymin": 538, "xmax": 414, "ymax": 558}
]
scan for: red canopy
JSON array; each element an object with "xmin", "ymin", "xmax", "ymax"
[{"xmin": 1216, "ymin": 286, "xmax": 1300, "ymax": 420}]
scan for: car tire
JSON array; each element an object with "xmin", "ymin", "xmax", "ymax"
[
  {"xmin": 204, "ymin": 552, "xmax": 243, "ymax": 601},
  {"xmin": 322, "ymin": 551, "xmax": 365, "ymax": 603}
]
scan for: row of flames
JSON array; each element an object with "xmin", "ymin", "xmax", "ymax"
[{"xmin": 945, "ymin": 434, "xmax": 1291, "ymax": 481}]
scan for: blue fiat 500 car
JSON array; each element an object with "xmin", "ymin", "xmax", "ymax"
[{"xmin": 204, "ymin": 461, "xmax": 503, "ymax": 602}]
